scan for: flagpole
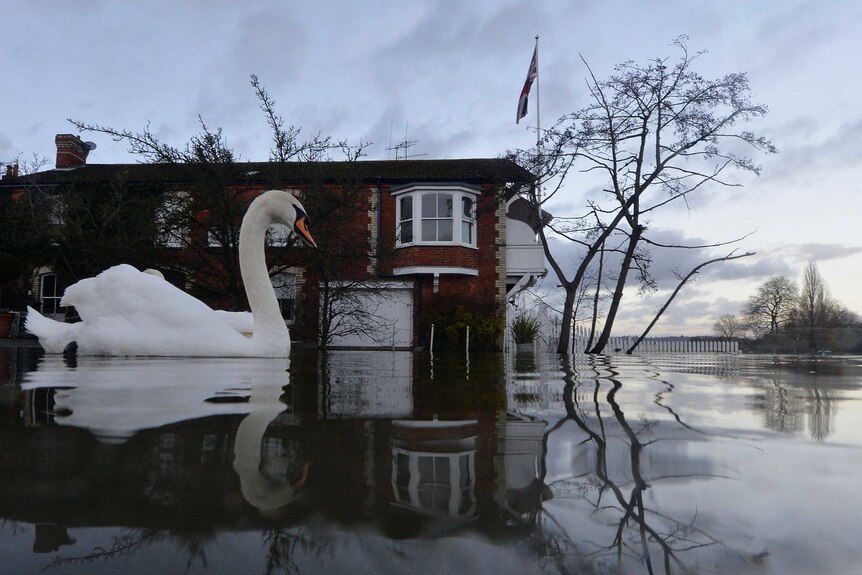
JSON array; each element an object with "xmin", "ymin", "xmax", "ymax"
[{"xmin": 534, "ymin": 34, "xmax": 542, "ymax": 206}]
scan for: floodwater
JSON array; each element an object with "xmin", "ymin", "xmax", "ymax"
[{"xmin": 1, "ymin": 347, "xmax": 862, "ymax": 575}]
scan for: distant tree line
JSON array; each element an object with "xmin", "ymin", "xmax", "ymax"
[{"xmin": 713, "ymin": 262, "xmax": 862, "ymax": 353}]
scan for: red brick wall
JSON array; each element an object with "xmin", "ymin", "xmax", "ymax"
[
  {"xmin": 376, "ymin": 184, "xmax": 503, "ymax": 348},
  {"xmin": 160, "ymin": 182, "xmax": 502, "ymax": 349},
  {"xmin": 379, "ymin": 185, "xmax": 500, "ymax": 276},
  {"xmin": 393, "ymin": 245, "xmax": 479, "ymax": 269}
]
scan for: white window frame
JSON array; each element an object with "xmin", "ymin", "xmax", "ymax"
[
  {"xmin": 39, "ymin": 273, "xmax": 63, "ymax": 315},
  {"xmin": 391, "ymin": 448, "xmax": 476, "ymax": 517},
  {"xmin": 394, "ymin": 184, "xmax": 479, "ymax": 249}
]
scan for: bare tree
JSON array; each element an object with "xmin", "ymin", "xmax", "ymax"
[
  {"xmin": 68, "ymin": 75, "xmax": 372, "ymax": 319},
  {"xmin": 627, "ymin": 250, "xmax": 754, "ymax": 353},
  {"xmin": 713, "ymin": 314, "xmax": 746, "ymax": 339},
  {"xmin": 744, "ymin": 275, "xmax": 798, "ymax": 335},
  {"xmin": 511, "ymin": 36, "xmax": 774, "ymax": 353},
  {"xmin": 251, "ymin": 74, "xmax": 371, "ymax": 163}
]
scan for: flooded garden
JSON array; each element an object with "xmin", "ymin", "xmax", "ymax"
[{"xmin": 1, "ymin": 345, "xmax": 861, "ymax": 574}]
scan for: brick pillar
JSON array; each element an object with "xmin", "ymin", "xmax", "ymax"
[{"xmin": 494, "ymin": 190, "xmax": 508, "ymax": 350}]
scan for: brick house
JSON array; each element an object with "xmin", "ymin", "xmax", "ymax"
[{"xmin": 0, "ymin": 134, "xmax": 547, "ymax": 350}]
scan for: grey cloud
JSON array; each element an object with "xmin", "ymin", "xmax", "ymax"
[
  {"xmin": 781, "ymin": 243, "xmax": 862, "ymax": 263},
  {"xmin": 762, "ymin": 117, "xmax": 862, "ymax": 186}
]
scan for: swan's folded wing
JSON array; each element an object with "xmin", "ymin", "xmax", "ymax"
[
  {"xmin": 60, "ymin": 264, "xmax": 250, "ymax": 354},
  {"xmin": 63, "ymin": 265, "xmax": 219, "ymax": 326},
  {"xmin": 214, "ymin": 310, "xmax": 254, "ymax": 335}
]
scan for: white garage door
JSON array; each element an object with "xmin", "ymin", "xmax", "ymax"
[{"xmin": 325, "ymin": 282, "xmax": 414, "ymax": 349}]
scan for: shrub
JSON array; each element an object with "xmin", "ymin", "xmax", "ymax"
[
  {"xmin": 511, "ymin": 313, "xmax": 540, "ymax": 344},
  {"xmin": 430, "ymin": 304, "xmax": 505, "ymax": 351}
]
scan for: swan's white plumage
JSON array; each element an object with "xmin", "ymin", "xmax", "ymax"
[
  {"xmin": 214, "ymin": 310, "xmax": 254, "ymax": 335},
  {"xmin": 25, "ymin": 190, "xmax": 312, "ymax": 357}
]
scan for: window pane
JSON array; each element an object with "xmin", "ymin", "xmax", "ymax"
[
  {"xmin": 418, "ymin": 456, "xmax": 434, "ymax": 481},
  {"xmin": 458, "ymin": 491, "xmax": 474, "ymax": 514},
  {"xmin": 400, "ymin": 220, "xmax": 413, "ymax": 244},
  {"xmin": 422, "ymin": 220, "xmax": 436, "ymax": 241},
  {"xmin": 439, "ymin": 194, "xmax": 453, "ymax": 217},
  {"xmin": 41, "ymin": 274, "xmax": 57, "ymax": 298},
  {"xmin": 459, "ymin": 455, "xmax": 472, "ymax": 486},
  {"xmin": 400, "ymin": 196, "xmax": 412, "ymax": 220},
  {"xmin": 396, "ymin": 453, "xmax": 410, "ymax": 484},
  {"xmin": 434, "ymin": 457, "xmax": 451, "ymax": 483},
  {"xmin": 422, "ymin": 194, "xmax": 436, "ymax": 217},
  {"xmin": 462, "ymin": 221, "xmax": 472, "ymax": 244},
  {"xmin": 462, "ymin": 197, "xmax": 473, "ymax": 218},
  {"xmin": 438, "ymin": 220, "xmax": 452, "ymax": 241}
]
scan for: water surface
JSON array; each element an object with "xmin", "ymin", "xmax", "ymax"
[{"xmin": 1, "ymin": 347, "xmax": 861, "ymax": 574}]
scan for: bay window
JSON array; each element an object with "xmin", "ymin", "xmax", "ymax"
[
  {"xmin": 395, "ymin": 185, "xmax": 478, "ymax": 248},
  {"xmin": 421, "ymin": 193, "xmax": 453, "ymax": 242}
]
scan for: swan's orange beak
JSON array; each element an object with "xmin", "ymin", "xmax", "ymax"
[{"xmin": 294, "ymin": 216, "xmax": 317, "ymax": 248}]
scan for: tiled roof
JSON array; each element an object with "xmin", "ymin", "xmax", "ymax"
[{"xmin": 0, "ymin": 158, "xmax": 534, "ymax": 188}]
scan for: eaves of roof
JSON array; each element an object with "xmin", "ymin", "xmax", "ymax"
[{"xmin": 0, "ymin": 158, "xmax": 535, "ymax": 189}]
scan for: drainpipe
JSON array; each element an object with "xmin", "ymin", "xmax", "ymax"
[{"xmin": 375, "ymin": 177, "xmax": 383, "ymax": 277}]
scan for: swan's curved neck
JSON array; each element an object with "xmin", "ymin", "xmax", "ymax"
[{"xmin": 239, "ymin": 197, "xmax": 289, "ymax": 343}]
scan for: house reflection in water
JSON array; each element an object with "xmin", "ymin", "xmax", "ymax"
[
  {"xmin": 0, "ymin": 349, "xmax": 551, "ymax": 547},
  {"xmin": 312, "ymin": 351, "xmax": 549, "ymax": 525},
  {"xmin": 496, "ymin": 413, "xmax": 549, "ymax": 517},
  {"xmin": 390, "ymin": 419, "xmax": 478, "ymax": 518}
]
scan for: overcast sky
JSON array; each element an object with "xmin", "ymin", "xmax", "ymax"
[{"xmin": 2, "ymin": 0, "xmax": 861, "ymax": 336}]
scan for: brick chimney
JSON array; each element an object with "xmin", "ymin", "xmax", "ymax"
[
  {"xmin": 2, "ymin": 164, "xmax": 19, "ymax": 180},
  {"xmin": 55, "ymin": 134, "xmax": 91, "ymax": 169}
]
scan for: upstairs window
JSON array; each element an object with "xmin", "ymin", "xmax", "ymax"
[
  {"xmin": 421, "ymin": 193, "xmax": 453, "ymax": 242},
  {"xmin": 461, "ymin": 197, "xmax": 475, "ymax": 244},
  {"xmin": 394, "ymin": 185, "xmax": 479, "ymax": 248},
  {"xmin": 398, "ymin": 196, "xmax": 413, "ymax": 244}
]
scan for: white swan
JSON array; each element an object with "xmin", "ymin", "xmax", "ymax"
[{"xmin": 25, "ymin": 190, "xmax": 316, "ymax": 357}]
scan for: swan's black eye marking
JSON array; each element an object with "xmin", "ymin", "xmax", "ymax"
[
  {"xmin": 292, "ymin": 205, "xmax": 317, "ymax": 248},
  {"xmin": 294, "ymin": 205, "xmax": 310, "ymax": 225}
]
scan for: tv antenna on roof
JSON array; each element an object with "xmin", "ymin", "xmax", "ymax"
[{"xmin": 386, "ymin": 120, "xmax": 427, "ymax": 160}]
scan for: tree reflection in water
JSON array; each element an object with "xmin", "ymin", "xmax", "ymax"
[
  {"xmin": 758, "ymin": 378, "xmax": 838, "ymax": 441},
  {"xmin": 46, "ymin": 528, "xmax": 214, "ymax": 571},
  {"xmin": 5, "ymin": 348, "xmax": 860, "ymax": 574},
  {"xmin": 522, "ymin": 359, "xmax": 732, "ymax": 574}
]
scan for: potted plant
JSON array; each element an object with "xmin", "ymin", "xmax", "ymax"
[{"xmin": 511, "ymin": 313, "xmax": 540, "ymax": 352}]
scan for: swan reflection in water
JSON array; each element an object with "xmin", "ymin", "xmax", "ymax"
[{"xmin": 20, "ymin": 355, "xmax": 307, "ymax": 514}]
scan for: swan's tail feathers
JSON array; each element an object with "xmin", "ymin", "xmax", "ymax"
[
  {"xmin": 25, "ymin": 306, "xmax": 78, "ymax": 354},
  {"xmin": 63, "ymin": 341, "xmax": 78, "ymax": 357}
]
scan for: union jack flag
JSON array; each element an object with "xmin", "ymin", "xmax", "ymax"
[{"xmin": 516, "ymin": 45, "xmax": 538, "ymax": 124}]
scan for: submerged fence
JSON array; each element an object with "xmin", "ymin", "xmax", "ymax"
[
  {"xmin": 593, "ymin": 336, "xmax": 739, "ymax": 355},
  {"xmin": 511, "ymin": 333, "xmax": 739, "ymax": 355}
]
